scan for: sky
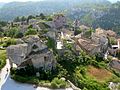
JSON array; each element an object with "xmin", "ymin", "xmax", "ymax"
[
  {"xmin": 0, "ymin": 0, "xmax": 119, "ymax": 3},
  {"xmin": 0, "ymin": 0, "xmax": 43, "ymax": 3}
]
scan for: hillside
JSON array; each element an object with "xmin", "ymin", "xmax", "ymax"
[
  {"xmin": 93, "ymin": 1, "xmax": 120, "ymax": 34},
  {"xmin": 0, "ymin": 0, "xmax": 110, "ymax": 21},
  {"xmin": 1, "ymin": 0, "xmax": 120, "ymax": 35},
  {"xmin": 0, "ymin": 11, "xmax": 120, "ymax": 89},
  {"xmin": 0, "ymin": 2, "xmax": 5, "ymax": 9}
]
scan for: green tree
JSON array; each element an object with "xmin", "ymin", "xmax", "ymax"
[
  {"xmin": 0, "ymin": 25, "xmax": 4, "ymax": 32},
  {"xmin": 40, "ymin": 13, "xmax": 46, "ymax": 20},
  {"xmin": 27, "ymin": 15, "xmax": 35, "ymax": 20},
  {"xmin": 3, "ymin": 38, "xmax": 17, "ymax": 47},
  {"xmin": 74, "ymin": 29, "xmax": 82, "ymax": 35},
  {"xmin": 0, "ymin": 21, "xmax": 7, "ymax": 26},
  {"xmin": 15, "ymin": 32, "xmax": 24, "ymax": 38},
  {"xmin": 7, "ymin": 27, "xmax": 19, "ymax": 38},
  {"xmin": 27, "ymin": 15, "xmax": 35, "ymax": 23},
  {"xmin": 0, "ymin": 32, "xmax": 3, "ymax": 43},
  {"xmin": 25, "ymin": 28, "xmax": 37, "ymax": 36},
  {"xmin": 47, "ymin": 17, "xmax": 53, "ymax": 21},
  {"xmin": 14, "ymin": 16, "xmax": 20, "ymax": 22},
  {"xmin": 51, "ymin": 78, "xmax": 67, "ymax": 88},
  {"xmin": 109, "ymin": 37, "xmax": 117, "ymax": 45},
  {"xmin": 21, "ymin": 16, "xmax": 26, "ymax": 21}
]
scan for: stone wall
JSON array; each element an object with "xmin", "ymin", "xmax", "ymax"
[{"xmin": 7, "ymin": 35, "xmax": 56, "ymax": 70}]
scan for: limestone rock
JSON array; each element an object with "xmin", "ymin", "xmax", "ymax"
[
  {"xmin": 45, "ymin": 14, "xmax": 67, "ymax": 29},
  {"xmin": 109, "ymin": 59, "xmax": 120, "ymax": 71},
  {"xmin": 7, "ymin": 44, "xmax": 28, "ymax": 66},
  {"xmin": 16, "ymin": 39, "xmax": 24, "ymax": 44},
  {"xmin": 106, "ymin": 30, "xmax": 116, "ymax": 37},
  {"xmin": 53, "ymin": 14, "xmax": 66, "ymax": 29},
  {"xmin": 7, "ymin": 35, "xmax": 56, "ymax": 70},
  {"xmin": 76, "ymin": 29, "xmax": 109, "ymax": 57}
]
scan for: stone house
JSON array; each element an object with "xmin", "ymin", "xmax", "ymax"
[
  {"xmin": 109, "ymin": 58, "xmax": 120, "ymax": 71},
  {"xmin": 45, "ymin": 14, "xmax": 67, "ymax": 29},
  {"xmin": 75, "ymin": 29, "xmax": 109, "ymax": 57},
  {"xmin": 46, "ymin": 30, "xmax": 56, "ymax": 40},
  {"xmin": 108, "ymin": 39, "xmax": 120, "ymax": 56},
  {"xmin": 76, "ymin": 38, "xmax": 101, "ymax": 55},
  {"xmin": 7, "ymin": 35, "xmax": 56, "ymax": 70},
  {"xmin": 53, "ymin": 14, "xmax": 67, "ymax": 29},
  {"xmin": 29, "ymin": 19, "xmax": 39, "ymax": 25}
]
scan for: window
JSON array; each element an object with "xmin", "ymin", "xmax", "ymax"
[
  {"xmin": 32, "ymin": 44, "xmax": 38, "ymax": 49},
  {"xmin": 44, "ymin": 56, "xmax": 49, "ymax": 62}
]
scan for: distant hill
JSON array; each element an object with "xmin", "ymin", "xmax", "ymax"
[
  {"xmin": 0, "ymin": 2, "xmax": 5, "ymax": 9},
  {"xmin": 93, "ymin": 1, "xmax": 120, "ymax": 34},
  {"xmin": 2, "ymin": 0, "xmax": 120, "ymax": 35},
  {"xmin": 0, "ymin": 0, "xmax": 110, "ymax": 21}
]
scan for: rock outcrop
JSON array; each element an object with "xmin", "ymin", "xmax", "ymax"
[
  {"xmin": 7, "ymin": 35, "xmax": 56, "ymax": 70},
  {"xmin": 76, "ymin": 28, "xmax": 109, "ymax": 57},
  {"xmin": 109, "ymin": 59, "xmax": 120, "ymax": 71},
  {"xmin": 45, "ymin": 14, "xmax": 67, "ymax": 29}
]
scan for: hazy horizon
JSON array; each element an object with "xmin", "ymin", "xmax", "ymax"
[
  {"xmin": 0, "ymin": 0, "xmax": 119, "ymax": 3},
  {"xmin": 0, "ymin": 0, "xmax": 43, "ymax": 3}
]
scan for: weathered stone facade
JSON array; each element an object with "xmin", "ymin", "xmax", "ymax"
[
  {"xmin": 7, "ymin": 35, "xmax": 56, "ymax": 70},
  {"xmin": 109, "ymin": 59, "xmax": 120, "ymax": 71},
  {"xmin": 75, "ymin": 29, "xmax": 109, "ymax": 57},
  {"xmin": 45, "ymin": 14, "xmax": 67, "ymax": 29}
]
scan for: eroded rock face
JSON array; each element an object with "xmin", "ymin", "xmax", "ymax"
[
  {"xmin": 53, "ymin": 14, "xmax": 66, "ymax": 29},
  {"xmin": 91, "ymin": 33, "xmax": 109, "ymax": 55},
  {"xmin": 7, "ymin": 44, "xmax": 28, "ymax": 66},
  {"xmin": 106, "ymin": 30, "xmax": 116, "ymax": 37},
  {"xmin": 77, "ymin": 38, "xmax": 101, "ymax": 55},
  {"xmin": 45, "ymin": 14, "xmax": 67, "ymax": 29},
  {"xmin": 109, "ymin": 60, "xmax": 120, "ymax": 71},
  {"xmin": 7, "ymin": 35, "xmax": 56, "ymax": 70},
  {"xmin": 76, "ymin": 29, "xmax": 109, "ymax": 57}
]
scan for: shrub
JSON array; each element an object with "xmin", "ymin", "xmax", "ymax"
[
  {"xmin": 113, "ymin": 69, "xmax": 120, "ymax": 77},
  {"xmin": 7, "ymin": 27, "xmax": 19, "ymax": 38},
  {"xmin": 118, "ymin": 85, "xmax": 120, "ymax": 90},
  {"xmin": 74, "ymin": 29, "xmax": 82, "ymax": 35},
  {"xmin": 25, "ymin": 28, "xmax": 37, "ymax": 36},
  {"xmin": 47, "ymin": 17, "xmax": 53, "ymax": 21},
  {"xmin": 10, "ymin": 67, "xmax": 17, "ymax": 75},
  {"xmin": 83, "ymin": 29, "xmax": 93, "ymax": 38},
  {"xmin": 83, "ymin": 87, "xmax": 89, "ymax": 90},
  {"xmin": 0, "ymin": 50, "xmax": 6, "ymax": 70},
  {"xmin": 0, "ymin": 59, "xmax": 6, "ymax": 70},
  {"xmin": 3, "ymin": 38, "xmax": 17, "ymax": 47},
  {"xmin": 109, "ymin": 37, "xmax": 117, "ymax": 45},
  {"xmin": 11, "ymin": 75, "xmax": 39, "ymax": 84},
  {"xmin": 51, "ymin": 80, "xmax": 58, "ymax": 88},
  {"xmin": 15, "ymin": 32, "xmax": 24, "ymax": 38},
  {"xmin": 51, "ymin": 78, "xmax": 67, "ymax": 89},
  {"xmin": 46, "ymin": 37, "xmax": 56, "ymax": 52},
  {"xmin": 28, "ymin": 25, "xmax": 33, "ymax": 29}
]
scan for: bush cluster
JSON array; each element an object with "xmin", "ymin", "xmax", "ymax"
[{"xmin": 0, "ymin": 50, "xmax": 6, "ymax": 70}]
